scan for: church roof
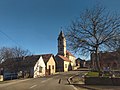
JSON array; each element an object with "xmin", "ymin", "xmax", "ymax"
[
  {"xmin": 57, "ymin": 55, "xmax": 71, "ymax": 62},
  {"xmin": 58, "ymin": 31, "xmax": 65, "ymax": 39},
  {"xmin": 66, "ymin": 50, "xmax": 75, "ymax": 57},
  {"xmin": 59, "ymin": 31, "xmax": 64, "ymax": 37}
]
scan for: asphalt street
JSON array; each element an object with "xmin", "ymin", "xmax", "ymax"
[{"xmin": 0, "ymin": 70, "xmax": 85, "ymax": 90}]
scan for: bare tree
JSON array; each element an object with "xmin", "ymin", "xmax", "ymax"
[
  {"xmin": 0, "ymin": 47, "xmax": 13, "ymax": 63},
  {"xmin": 66, "ymin": 5, "xmax": 120, "ymax": 72},
  {"xmin": 12, "ymin": 46, "xmax": 31, "ymax": 58},
  {"xmin": 0, "ymin": 46, "xmax": 31, "ymax": 63}
]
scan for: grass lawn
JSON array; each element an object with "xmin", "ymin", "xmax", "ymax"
[
  {"xmin": 86, "ymin": 71, "xmax": 120, "ymax": 77},
  {"xmin": 86, "ymin": 72, "xmax": 99, "ymax": 77}
]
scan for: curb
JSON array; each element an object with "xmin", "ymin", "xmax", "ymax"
[{"xmin": 68, "ymin": 74, "xmax": 84, "ymax": 85}]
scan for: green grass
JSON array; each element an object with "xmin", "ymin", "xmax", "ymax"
[
  {"xmin": 86, "ymin": 72, "xmax": 99, "ymax": 77},
  {"xmin": 86, "ymin": 71, "xmax": 120, "ymax": 78}
]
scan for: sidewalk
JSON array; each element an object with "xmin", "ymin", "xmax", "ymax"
[
  {"xmin": 0, "ymin": 78, "xmax": 30, "ymax": 87},
  {"xmin": 71, "ymin": 75, "xmax": 120, "ymax": 90},
  {"xmin": 74, "ymin": 84, "xmax": 120, "ymax": 90}
]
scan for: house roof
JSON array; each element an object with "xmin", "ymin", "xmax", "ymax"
[
  {"xmin": 57, "ymin": 55, "xmax": 71, "ymax": 62},
  {"xmin": 76, "ymin": 58, "xmax": 83, "ymax": 61},
  {"xmin": 23, "ymin": 55, "xmax": 40, "ymax": 67},
  {"xmin": 66, "ymin": 50, "xmax": 75, "ymax": 57},
  {"xmin": 21, "ymin": 54, "xmax": 54, "ymax": 66},
  {"xmin": 1, "ymin": 54, "xmax": 55, "ymax": 71},
  {"xmin": 41, "ymin": 54, "xmax": 53, "ymax": 64}
]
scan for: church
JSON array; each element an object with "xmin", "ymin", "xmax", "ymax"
[{"xmin": 55, "ymin": 31, "xmax": 77, "ymax": 72}]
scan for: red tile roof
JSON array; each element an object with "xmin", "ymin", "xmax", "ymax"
[
  {"xmin": 58, "ymin": 55, "xmax": 71, "ymax": 62},
  {"xmin": 66, "ymin": 50, "xmax": 75, "ymax": 57}
]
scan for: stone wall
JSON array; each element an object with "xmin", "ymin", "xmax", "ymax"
[{"xmin": 85, "ymin": 77, "xmax": 120, "ymax": 86}]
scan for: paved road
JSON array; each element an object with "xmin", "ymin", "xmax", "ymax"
[{"xmin": 0, "ymin": 70, "xmax": 86, "ymax": 90}]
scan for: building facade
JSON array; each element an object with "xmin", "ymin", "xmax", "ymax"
[
  {"xmin": 55, "ymin": 31, "xmax": 76, "ymax": 72},
  {"xmin": 91, "ymin": 51, "xmax": 120, "ymax": 70},
  {"xmin": 1, "ymin": 54, "xmax": 56, "ymax": 79}
]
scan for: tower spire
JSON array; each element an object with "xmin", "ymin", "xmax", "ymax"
[
  {"xmin": 58, "ymin": 27, "xmax": 65, "ymax": 39},
  {"xmin": 57, "ymin": 30, "xmax": 66, "ymax": 57}
]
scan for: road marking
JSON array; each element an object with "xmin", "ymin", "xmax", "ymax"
[
  {"xmin": 70, "ymin": 85, "xmax": 78, "ymax": 90},
  {"xmin": 0, "ymin": 79, "xmax": 31, "ymax": 88},
  {"xmin": 29, "ymin": 85, "xmax": 37, "ymax": 89}
]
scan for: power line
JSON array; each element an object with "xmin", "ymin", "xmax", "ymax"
[{"xmin": 0, "ymin": 30, "xmax": 23, "ymax": 48}]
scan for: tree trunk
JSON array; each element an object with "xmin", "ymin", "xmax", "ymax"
[{"xmin": 95, "ymin": 46, "xmax": 100, "ymax": 72}]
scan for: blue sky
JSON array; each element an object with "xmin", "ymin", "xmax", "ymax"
[{"xmin": 0, "ymin": 0, "xmax": 120, "ymax": 59}]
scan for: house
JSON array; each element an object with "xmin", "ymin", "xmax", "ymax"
[
  {"xmin": 76, "ymin": 58, "xmax": 91, "ymax": 68},
  {"xmin": 76, "ymin": 58, "xmax": 87, "ymax": 68},
  {"xmin": 85, "ymin": 60, "xmax": 91, "ymax": 68},
  {"xmin": 33, "ymin": 54, "xmax": 56, "ymax": 78},
  {"xmin": 55, "ymin": 31, "xmax": 76, "ymax": 72},
  {"xmin": 1, "ymin": 54, "xmax": 56, "ymax": 79},
  {"xmin": 75, "ymin": 58, "xmax": 81, "ymax": 68},
  {"xmin": 41, "ymin": 54, "xmax": 56, "ymax": 76},
  {"xmin": 66, "ymin": 50, "xmax": 76, "ymax": 69},
  {"xmin": 91, "ymin": 51, "xmax": 120, "ymax": 70},
  {"xmin": 55, "ymin": 55, "xmax": 72, "ymax": 72}
]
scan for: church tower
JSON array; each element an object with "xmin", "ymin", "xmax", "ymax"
[{"xmin": 57, "ymin": 31, "xmax": 66, "ymax": 57}]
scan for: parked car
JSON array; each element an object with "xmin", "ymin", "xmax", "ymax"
[{"xmin": 4, "ymin": 73, "xmax": 18, "ymax": 80}]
